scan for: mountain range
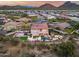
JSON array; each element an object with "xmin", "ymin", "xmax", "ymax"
[
  {"xmin": 38, "ymin": 3, "xmax": 56, "ymax": 9},
  {"xmin": 38, "ymin": 1, "xmax": 79, "ymax": 10},
  {"xmin": 0, "ymin": 1, "xmax": 79, "ymax": 10}
]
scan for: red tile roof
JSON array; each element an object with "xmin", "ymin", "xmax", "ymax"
[{"xmin": 31, "ymin": 23, "xmax": 48, "ymax": 30}]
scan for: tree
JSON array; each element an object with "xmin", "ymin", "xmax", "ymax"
[
  {"xmin": 21, "ymin": 23, "xmax": 30, "ymax": 30},
  {"xmin": 73, "ymin": 22, "xmax": 79, "ymax": 30},
  {"xmin": 0, "ymin": 35, "xmax": 10, "ymax": 42},
  {"xmin": 21, "ymin": 14, "xmax": 28, "ymax": 17},
  {"xmin": 53, "ymin": 40, "xmax": 75, "ymax": 57}
]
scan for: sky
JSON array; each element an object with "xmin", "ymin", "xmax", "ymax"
[{"xmin": 0, "ymin": 1, "xmax": 78, "ymax": 7}]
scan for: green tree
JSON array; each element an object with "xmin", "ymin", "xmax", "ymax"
[
  {"xmin": 21, "ymin": 23, "xmax": 30, "ymax": 30},
  {"xmin": 53, "ymin": 40, "xmax": 75, "ymax": 57},
  {"xmin": 21, "ymin": 14, "xmax": 28, "ymax": 17},
  {"xmin": 73, "ymin": 22, "xmax": 79, "ymax": 30}
]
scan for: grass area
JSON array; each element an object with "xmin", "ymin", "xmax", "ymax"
[
  {"xmin": 33, "ymin": 36, "xmax": 40, "ymax": 38},
  {"xmin": 30, "ymin": 16, "xmax": 38, "ymax": 21},
  {"xmin": 48, "ymin": 17, "xmax": 71, "ymax": 23},
  {"xmin": 48, "ymin": 18, "xmax": 66, "ymax": 23},
  {"xmin": 20, "ymin": 36, "xmax": 28, "ymax": 42},
  {"xmin": 0, "ymin": 25, "xmax": 2, "ymax": 28},
  {"xmin": 7, "ymin": 15, "xmax": 20, "ymax": 20},
  {"xmin": 64, "ymin": 28, "xmax": 74, "ymax": 34}
]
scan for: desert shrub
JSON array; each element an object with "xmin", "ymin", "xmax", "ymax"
[{"xmin": 53, "ymin": 40, "xmax": 75, "ymax": 57}]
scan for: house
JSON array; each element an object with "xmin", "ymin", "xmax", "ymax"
[
  {"xmin": 15, "ymin": 17, "xmax": 31, "ymax": 22},
  {"xmin": 31, "ymin": 23, "xmax": 49, "ymax": 36},
  {"xmin": 56, "ymin": 22, "xmax": 71, "ymax": 30},
  {"xmin": 3, "ymin": 21, "xmax": 23, "ymax": 31},
  {"xmin": 5, "ymin": 30, "xmax": 29, "ymax": 37},
  {"xmin": 0, "ymin": 16, "xmax": 7, "ymax": 25},
  {"xmin": 68, "ymin": 16, "xmax": 79, "ymax": 21},
  {"xmin": 59, "ymin": 14, "xmax": 69, "ymax": 19},
  {"xmin": 0, "ymin": 30, "xmax": 6, "ymax": 35},
  {"xmin": 41, "ymin": 14, "xmax": 56, "ymax": 19},
  {"xmin": 49, "ymin": 22, "xmax": 70, "ymax": 30},
  {"xmin": 33, "ymin": 19, "xmax": 48, "ymax": 23},
  {"xmin": 14, "ymin": 31, "xmax": 25, "ymax": 37},
  {"xmin": 26, "ymin": 11, "xmax": 37, "ymax": 17},
  {"xmin": 46, "ymin": 15, "xmax": 56, "ymax": 19}
]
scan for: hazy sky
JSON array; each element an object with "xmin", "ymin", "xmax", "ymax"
[{"xmin": 0, "ymin": 1, "xmax": 78, "ymax": 7}]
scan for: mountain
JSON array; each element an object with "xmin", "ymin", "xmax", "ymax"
[
  {"xmin": 20, "ymin": 6, "xmax": 34, "ymax": 8},
  {"xmin": 0, "ymin": 1, "xmax": 79, "ymax": 10},
  {"xmin": 57, "ymin": 1, "xmax": 79, "ymax": 10},
  {"xmin": 38, "ymin": 3, "xmax": 56, "ymax": 9},
  {"xmin": 38, "ymin": 1, "xmax": 79, "ymax": 10},
  {"xmin": 0, "ymin": 5, "xmax": 34, "ymax": 10}
]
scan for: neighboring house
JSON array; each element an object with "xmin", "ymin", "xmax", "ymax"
[
  {"xmin": 46, "ymin": 15, "xmax": 56, "ymax": 19},
  {"xmin": 41, "ymin": 14, "xmax": 56, "ymax": 19},
  {"xmin": 31, "ymin": 23, "xmax": 49, "ymax": 36},
  {"xmin": 60, "ymin": 15, "xmax": 69, "ymax": 19},
  {"xmin": 6, "ymin": 30, "xmax": 28, "ymax": 37},
  {"xmin": 56, "ymin": 14, "xmax": 69, "ymax": 19},
  {"xmin": 14, "ymin": 31, "xmax": 25, "ymax": 37},
  {"xmin": 68, "ymin": 16, "xmax": 79, "ymax": 21},
  {"xmin": 0, "ymin": 30, "xmax": 6, "ymax": 35},
  {"xmin": 14, "ymin": 31, "xmax": 29, "ymax": 37},
  {"xmin": 49, "ymin": 22, "xmax": 70, "ymax": 30},
  {"xmin": 26, "ymin": 12, "xmax": 37, "ymax": 17},
  {"xmin": 0, "ymin": 16, "xmax": 7, "ymax": 25},
  {"xmin": 33, "ymin": 19, "xmax": 48, "ymax": 23},
  {"xmin": 15, "ymin": 17, "xmax": 31, "ymax": 22},
  {"xmin": 3, "ymin": 21, "xmax": 23, "ymax": 31},
  {"xmin": 56, "ymin": 22, "xmax": 70, "ymax": 30}
]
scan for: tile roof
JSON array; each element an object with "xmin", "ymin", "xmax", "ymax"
[{"xmin": 31, "ymin": 23, "xmax": 48, "ymax": 30}]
